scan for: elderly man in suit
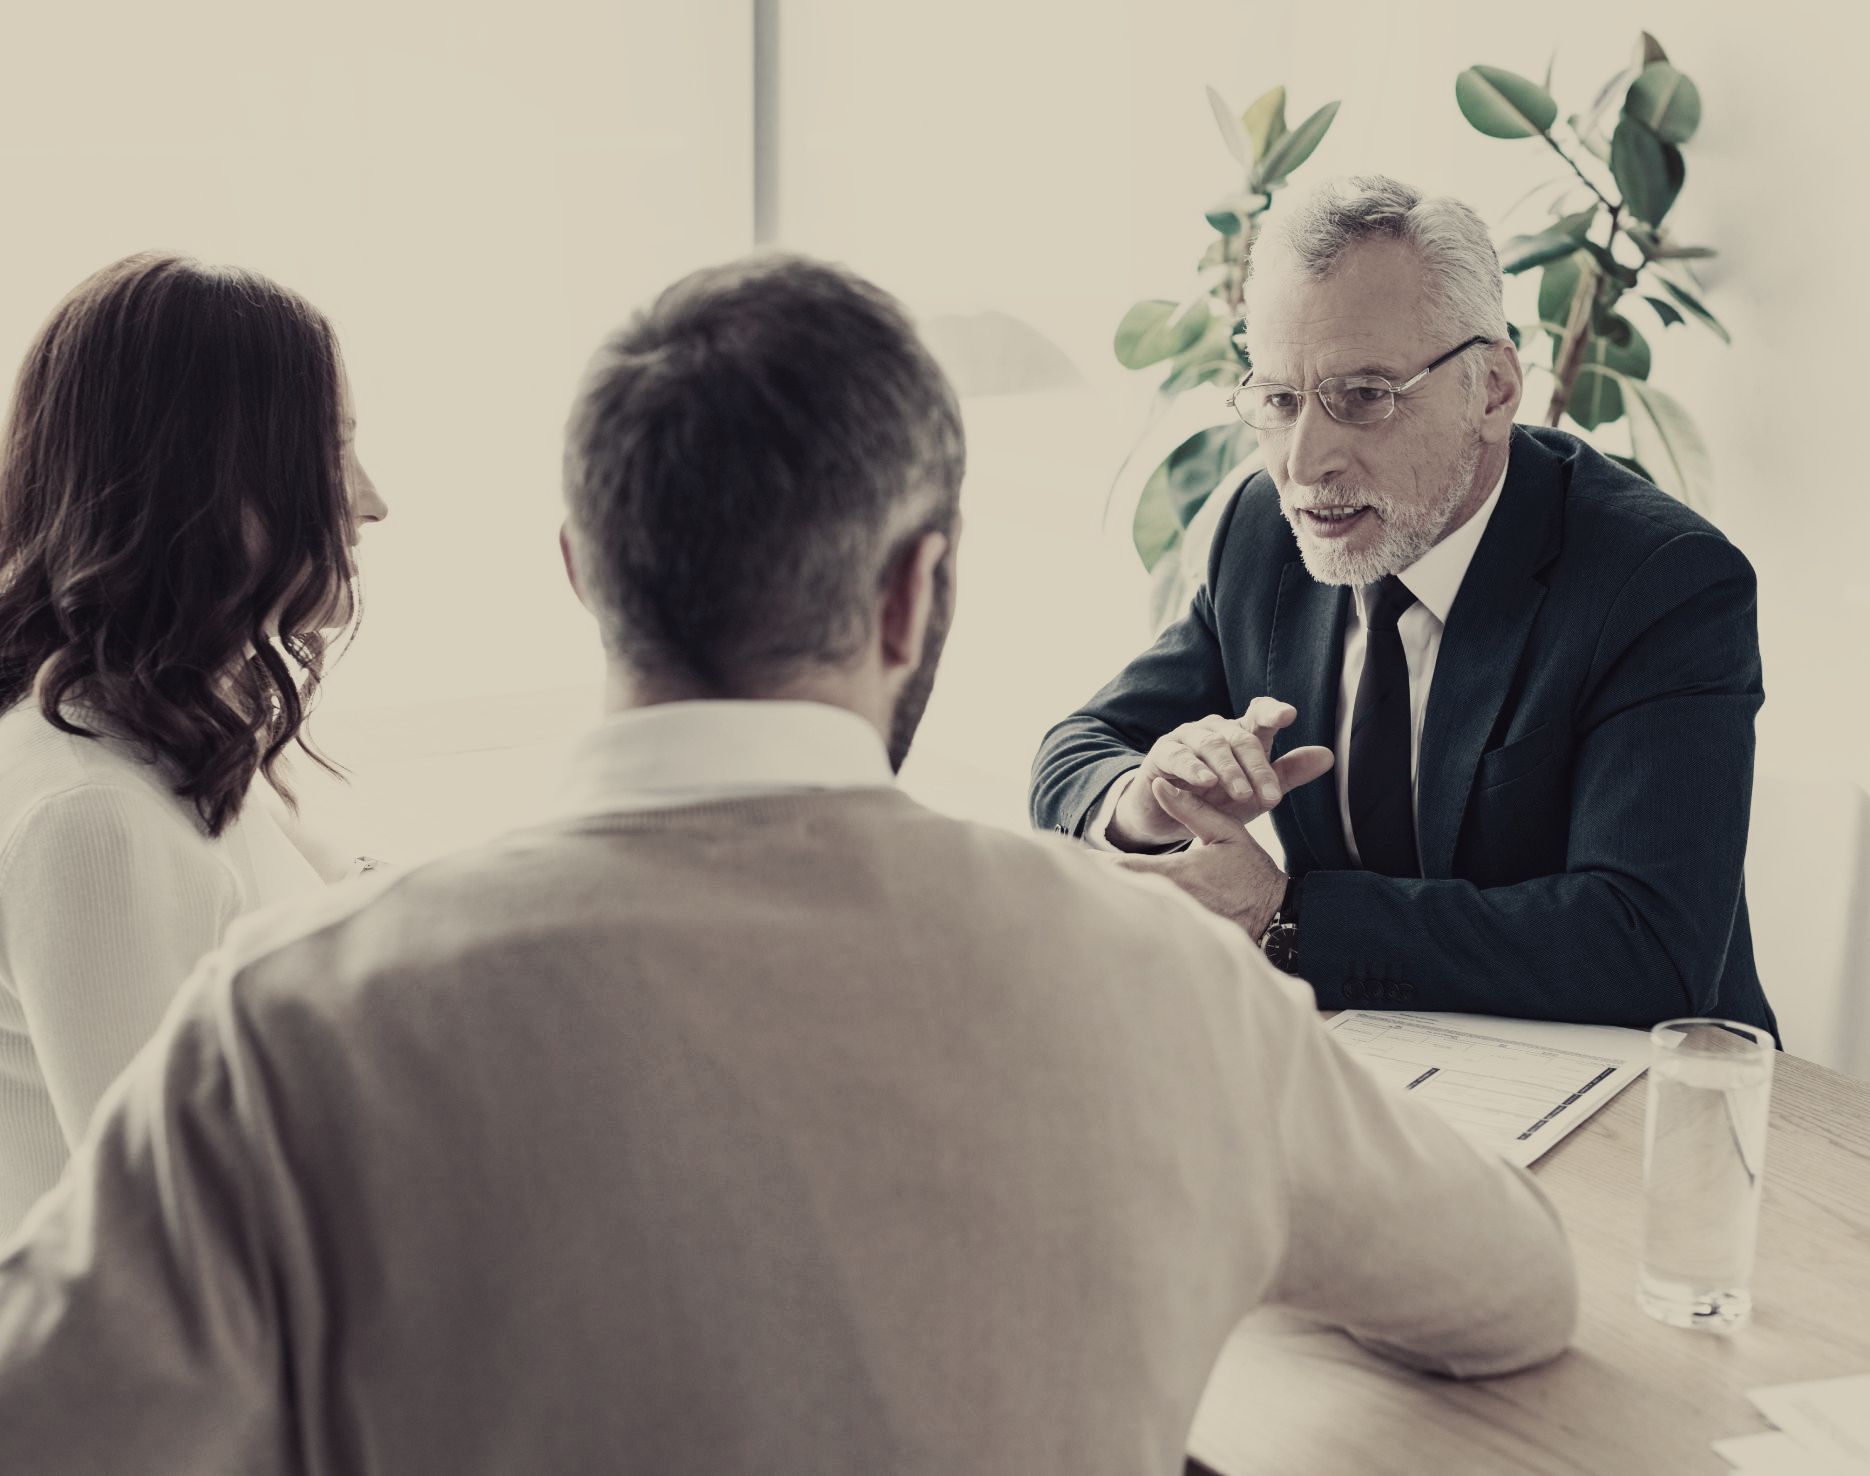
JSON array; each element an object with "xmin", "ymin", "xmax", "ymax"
[{"xmin": 1032, "ymin": 175, "xmax": 1775, "ymax": 1036}]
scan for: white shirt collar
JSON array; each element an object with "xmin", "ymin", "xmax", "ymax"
[
  {"xmin": 1356, "ymin": 460, "xmax": 1510, "ymax": 628},
  {"xmin": 554, "ymin": 700, "xmax": 896, "ymax": 819}
]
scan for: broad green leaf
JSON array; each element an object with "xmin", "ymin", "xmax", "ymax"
[
  {"xmin": 1133, "ymin": 461, "xmax": 1182, "ymax": 571},
  {"xmin": 1499, "ymin": 206, "xmax": 1599, "ymax": 274},
  {"xmin": 1160, "ymin": 313, "xmax": 1244, "ymax": 391},
  {"xmin": 1568, "ymin": 113, "xmax": 1614, "ymax": 164},
  {"xmin": 1625, "ymin": 62, "xmax": 1701, "ymax": 144},
  {"xmin": 1199, "ymin": 236, "xmax": 1231, "ymax": 270},
  {"xmin": 1191, "ymin": 310, "xmax": 1246, "ymax": 361},
  {"xmin": 1586, "ymin": 65, "xmax": 1640, "ymax": 129},
  {"xmin": 1133, "ymin": 422, "xmax": 1257, "ymax": 568},
  {"xmin": 1114, "ymin": 299, "xmax": 1210, "ymax": 370},
  {"xmin": 1660, "ymin": 278, "xmax": 1731, "ymax": 343},
  {"xmin": 1627, "ymin": 223, "xmax": 1717, "ymax": 260},
  {"xmin": 1455, "ymin": 65, "xmax": 1559, "ymax": 138},
  {"xmin": 1614, "ymin": 372, "xmax": 1714, "ymax": 507},
  {"xmin": 1152, "ymin": 443, "xmax": 1264, "ymax": 632},
  {"xmin": 1585, "ymin": 315, "xmax": 1652, "ymax": 379},
  {"xmin": 1538, "ymin": 252, "xmax": 1591, "ymax": 331},
  {"xmin": 1568, "ymin": 365, "xmax": 1624, "ymax": 430},
  {"xmin": 1590, "ymin": 308, "xmax": 1631, "ymax": 348},
  {"xmin": 1506, "ymin": 322, "xmax": 1523, "ymax": 349},
  {"xmin": 1610, "ymin": 116, "xmax": 1684, "ymax": 225},
  {"xmin": 1170, "ymin": 423, "xmax": 1255, "ymax": 526},
  {"xmin": 1205, "ymin": 191, "xmax": 1270, "ymax": 235},
  {"xmin": 1161, "ymin": 357, "xmax": 1243, "ymax": 394},
  {"xmin": 1254, "ymin": 100, "xmax": 1340, "ymax": 188},
  {"xmin": 1580, "ymin": 239, "xmax": 1641, "ymax": 289},
  {"xmin": 1242, "ymin": 85, "xmax": 1288, "ymax": 163},
  {"xmin": 1206, "ymin": 85, "xmax": 1253, "ymax": 170},
  {"xmin": 1643, "ymin": 295, "xmax": 1685, "ymax": 328}
]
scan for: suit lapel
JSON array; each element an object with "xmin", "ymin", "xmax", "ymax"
[
  {"xmin": 1415, "ymin": 429, "xmax": 1565, "ymax": 879},
  {"xmin": 1267, "ymin": 562, "xmax": 1352, "ymax": 872}
]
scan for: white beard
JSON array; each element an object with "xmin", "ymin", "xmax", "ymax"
[{"xmin": 1284, "ymin": 435, "xmax": 1483, "ymax": 587}]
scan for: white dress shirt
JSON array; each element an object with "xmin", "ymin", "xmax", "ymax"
[
  {"xmin": 550, "ymin": 699, "xmax": 896, "ymax": 817},
  {"xmin": 1333, "ymin": 467, "xmax": 1506, "ymax": 863},
  {"xmin": 0, "ymin": 700, "xmax": 325, "ymax": 1233},
  {"xmin": 1089, "ymin": 466, "xmax": 1507, "ymax": 855}
]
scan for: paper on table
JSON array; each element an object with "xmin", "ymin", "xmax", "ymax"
[
  {"xmin": 1324, "ymin": 1011, "xmax": 1649, "ymax": 1166},
  {"xmin": 1712, "ymin": 1430, "xmax": 1862, "ymax": 1474},
  {"xmin": 1749, "ymin": 1376, "xmax": 1870, "ymax": 1470}
]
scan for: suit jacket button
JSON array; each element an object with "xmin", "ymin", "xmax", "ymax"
[
  {"xmin": 1343, "ymin": 981, "xmax": 1363, "ymax": 1004},
  {"xmin": 1397, "ymin": 981, "xmax": 1417, "ymax": 1003}
]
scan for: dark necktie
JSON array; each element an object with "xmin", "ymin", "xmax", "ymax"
[{"xmin": 1348, "ymin": 574, "xmax": 1421, "ymax": 877}]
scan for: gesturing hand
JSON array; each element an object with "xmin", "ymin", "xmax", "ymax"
[
  {"xmin": 1107, "ymin": 698, "xmax": 1335, "ymax": 851},
  {"xmin": 1118, "ymin": 779, "xmax": 1292, "ymax": 941}
]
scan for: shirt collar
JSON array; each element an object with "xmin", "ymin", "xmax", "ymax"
[
  {"xmin": 1357, "ymin": 460, "xmax": 1509, "ymax": 628},
  {"xmin": 554, "ymin": 699, "xmax": 896, "ymax": 819}
]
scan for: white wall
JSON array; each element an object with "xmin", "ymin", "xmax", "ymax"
[{"xmin": 0, "ymin": 0, "xmax": 753, "ymax": 714}]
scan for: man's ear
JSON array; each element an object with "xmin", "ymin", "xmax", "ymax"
[
  {"xmin": 1480, "ymin": 341, "xmax": 1525, "ymax": 444},
  {"xmin": 559, "ymin": 523, "xmax": 587, "ymax": 608},
  {"xmin": 878, "ymin": 529, "xmax": 949, "ymax": 673}
]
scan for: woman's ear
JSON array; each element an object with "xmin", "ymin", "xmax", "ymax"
[{"xmin": 559, "ymin": 524, "xmax": 587, "ymax": 608}]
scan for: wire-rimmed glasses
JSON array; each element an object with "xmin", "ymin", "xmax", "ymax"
[{"xmin": 1226, "ymin": 335, "xmax": 1496, "ymax": 431}]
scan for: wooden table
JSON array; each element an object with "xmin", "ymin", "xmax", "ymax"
[{"xmin": 1188, "ymin": 1049, "xmax": 1870, "ymax": 1474}]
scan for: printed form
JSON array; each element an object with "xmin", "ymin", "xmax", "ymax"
[{"xmin": 1325, "ymin": 1010, "xmax": 1650, "ymax": 1166}]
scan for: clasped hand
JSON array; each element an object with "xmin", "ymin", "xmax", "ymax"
[{"xmin": 1110, "ymin": 698, "xmax": 1334, "ymax": 941}]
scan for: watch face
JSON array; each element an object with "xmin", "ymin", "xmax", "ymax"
[{"xmin": 1262, "ymin": 922, "xmax": 1298, "ymax": 973}]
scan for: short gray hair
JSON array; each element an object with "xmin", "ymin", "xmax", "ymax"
[
  {"xmin": 563, "ymin": 253, "xmax": 966, "ymax": 695},
  {"xmin": 1247, "ymin": 175, "xmax": 1508, "ymax": 389}
]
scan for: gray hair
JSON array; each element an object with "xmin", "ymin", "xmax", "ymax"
[
  {"xmin": 1247, "ymin": 175, "xmax": 1508, "ymax": 392},
  {"xmin": 562, "ymin": 253, "xmax": 966, "ymax": 695}
]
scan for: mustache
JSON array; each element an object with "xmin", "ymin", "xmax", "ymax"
[{"xmin": 1286, "ymin": 489, "xmax": 1386, "ymax": 512}]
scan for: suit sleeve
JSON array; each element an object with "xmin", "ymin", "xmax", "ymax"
[
  {"xmin": 1028, "ymin": 483, "xmax": 1246, "ymax": 836},
  {"xmin": 0, "ymin": 960, "xmax": 293, "ymax": 1474},
  {"xmin": 1298, "ymin": 531, "xmax": 1763, "ymax": 1027}
]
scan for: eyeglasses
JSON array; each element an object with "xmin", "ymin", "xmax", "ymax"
[{"xmin": 1225, "ymin": 335, "xmax": 1496, "ymax": 431}]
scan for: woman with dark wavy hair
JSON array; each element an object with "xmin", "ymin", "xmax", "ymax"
[{"xmin": 0, "ymin": 253, "xmax": 387, "ymax": 1228}]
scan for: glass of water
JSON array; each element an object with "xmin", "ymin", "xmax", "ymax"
[{"xmin": 1638, "ymin": 1018, "xmax": 1775, "ymax": 1331}]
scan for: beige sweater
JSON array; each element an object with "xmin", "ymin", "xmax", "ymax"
[{"xmin": 0, "ymin": 788, "xmax": 1576, "ymax": 1475}]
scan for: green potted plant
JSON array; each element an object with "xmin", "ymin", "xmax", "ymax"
[
  {"xmin": 1108, "ymin": 84, "xmax": 1339, "ymax": 626},
  {"xmin": 1456, "ymin": 32, "xmax": 1726, "ymax": 505}
]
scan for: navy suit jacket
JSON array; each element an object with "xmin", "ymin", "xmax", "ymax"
[{"xmin": 1031, "ymin": 426, "xmax": 1777, "ymax": 1037}]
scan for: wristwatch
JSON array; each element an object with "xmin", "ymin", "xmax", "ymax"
[{"xmin": 1258, "ymin": 874, "xmax": 1302, "ymax": 974}]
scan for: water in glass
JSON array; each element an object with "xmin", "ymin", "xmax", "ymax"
[{"xmin": 1638, "ymin": 1019, "xmax": 1773, "ymax": 1331}]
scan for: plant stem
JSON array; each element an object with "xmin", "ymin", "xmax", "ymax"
[
  {"xmin": 1545, "ymin": 256, "xmax": 1598, "ymax": 427},
  {"xmin": 1228, "ymin": 217, "xmax": 1253, "ymax": 315},
  {"xmin": 1545, "ymin": 195, "xmax": 1629, "ymax": 427},
  {"xmin": 1541, "ymin": 130, "xmax": 1616, "ymax": 213}
]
